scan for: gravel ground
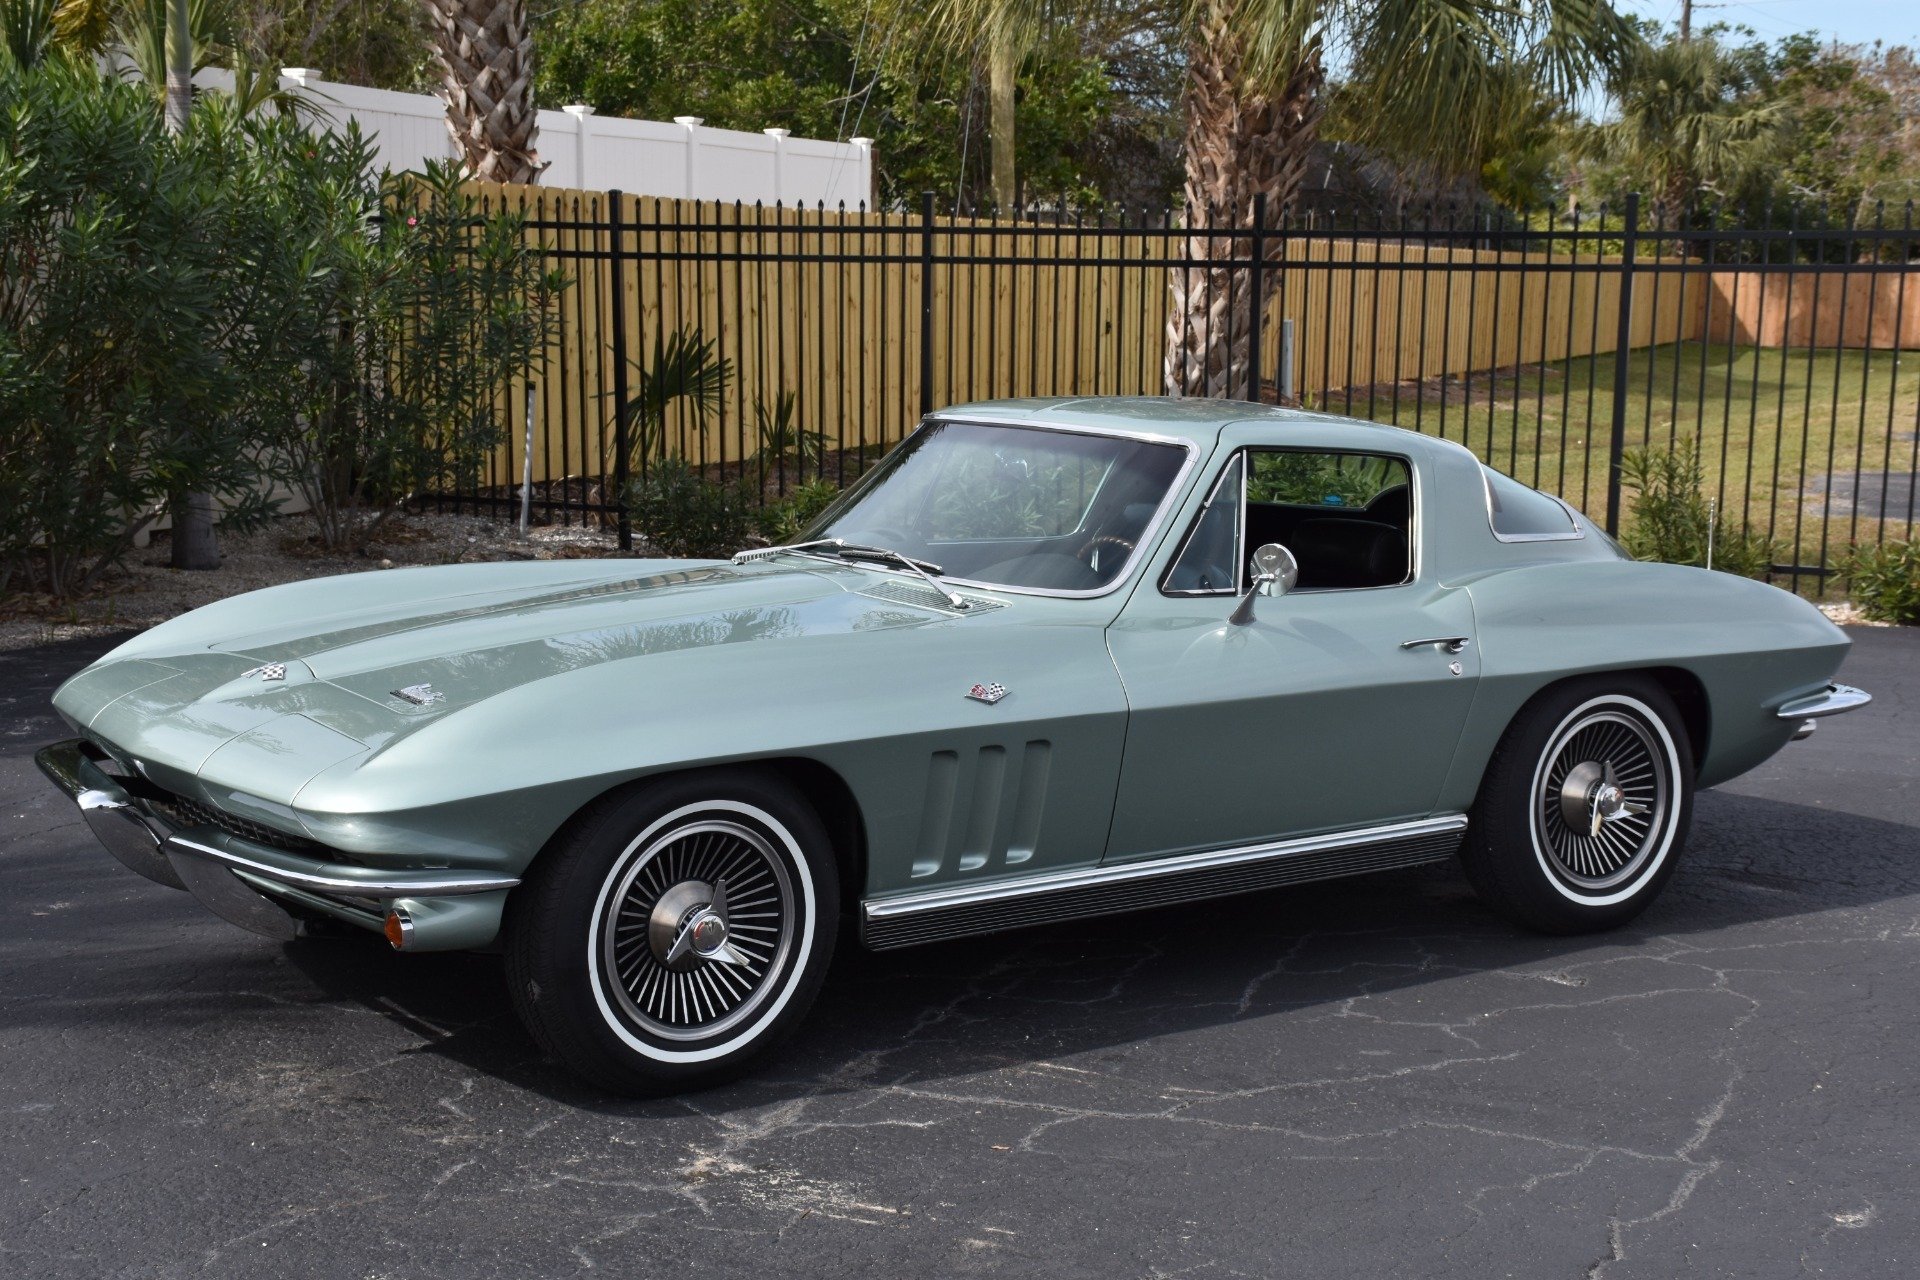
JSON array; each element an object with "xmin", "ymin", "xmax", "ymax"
[{"xmin": 0, "ymin": 514, "xmax": 629, "ymax": 653}]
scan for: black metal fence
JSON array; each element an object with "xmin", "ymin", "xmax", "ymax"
[{"xmin": 440, "ymin": 189, "xmax": 1920, "ymax": 595}]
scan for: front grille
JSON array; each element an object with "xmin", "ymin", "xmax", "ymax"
[{"xmin": 145, "ymin": 790, "xmax": 323, "ymax": 855}]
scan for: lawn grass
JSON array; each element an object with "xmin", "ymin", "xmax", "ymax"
[{"xmin": 1321, "ymin": 340, "xmax": 1920, "ymax": 594}]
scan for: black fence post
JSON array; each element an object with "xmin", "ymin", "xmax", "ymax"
[
  {"xmin": 607, "ymin": 190, "xmax": 632, "ymax": 551},
  {"xmin": 919, "ymin": 191, "xmax": 935, "ymax": 419},
  {"xmin": 1246, "ymin": 192, "xmax": 1266, "ymax": 403},
  {"xmin": 1604, "ymin": 192, "xmax": 1640, "ymax": 536}
]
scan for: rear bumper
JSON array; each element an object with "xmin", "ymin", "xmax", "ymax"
[
  {"xmin": 1777, "ymin": 682, "xmax": 1871, "ymax": 740},
  {"xmin": 35, "ymin": 739, "xmax": 515, "ymax": 949}
]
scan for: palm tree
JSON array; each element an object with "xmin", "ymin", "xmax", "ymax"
[
  {"xmin": 941, "ymin": 0, "xmax": 1635, "ymax": 397},
  {"xmin": 419, "ymin": 0, "xmax": 541, "ymax": 184},
  {"xmin": 933, "ymin": 0, "xmax": 1129, "ymax": 212},
  {"xmin": 1586, "ymin": 36, "xmax": 1778, "ymax": 228}
]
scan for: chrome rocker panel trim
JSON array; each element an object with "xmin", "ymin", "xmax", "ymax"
[
  {"xmin": 1777, "ymin": 682, "xmax": 1871, "ymax": 721},
  {"xmin": 860, "ymin": 814, "xmax": 1468, "ymax": 950}
]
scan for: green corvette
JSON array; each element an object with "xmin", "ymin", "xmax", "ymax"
[{"xmin": 37, "ymin": 397, "xmax": 1870, "ymax": 1092}]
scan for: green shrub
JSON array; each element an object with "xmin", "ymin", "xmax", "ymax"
[
  {"xmin": 1840, "ymin": 542, "xmax": 1920, "ymax": 624},
  {"xmin": 754, "ymin": 391, "xmax": 826, "ymax": 471},
  {"xmin": 272, "ymin": 159, "xmax": 567, "ymax": 551},
  {"xmin": 0, "ymin": 59, "xmax": 567, "ymax": 597},
  {"xmin": 1618, "ymin": 442, "xmax": 1777, "ymax": 578},
  {"xmin": 755, "ymin": 479, "xmax": 843, "ymax": 543},
  {"xmin": 0, "ymin": 62, "xmax": 280, "ymax": 596},
  {"xmin": 627, "ymin": 459, "xmax": 758, "ymax": 559}
]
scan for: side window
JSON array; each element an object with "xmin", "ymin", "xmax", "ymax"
[
  {"xmin": 1163, "ymin": 453, "xmax": 1244, "ymax": 594},
  {"xmin": 1165, "ymin": 449, "xmax": 1415, "ymax": 596},
  {"xmin": 1482, "ymin": 466, "xmax": 1582, "ymax": 541}
]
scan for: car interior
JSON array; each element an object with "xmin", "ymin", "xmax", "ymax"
[
  {"xmin": 1246, "ymin": 483, "xmax": 1410, "ymax": 590},
  {"xmin": 1165, "ymin": 450, "xmax": 1413, "ymax": 595}
]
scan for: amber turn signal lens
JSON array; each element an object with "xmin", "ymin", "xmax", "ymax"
[{"xmin": 384, "ymin": 909, "xmax": 411, "ymax": 950}]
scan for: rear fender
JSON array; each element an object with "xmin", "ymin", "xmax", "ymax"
[{"xmin": 1439, "ymin": 562, "xmax": 1848, "ymax": 809}]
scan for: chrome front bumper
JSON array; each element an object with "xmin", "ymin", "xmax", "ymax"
[
  {"xmin": 35, "ymin": 740, "xmax": 517, "ymax": 947},
  {"xmin": 1778, "ymin": 682, "xmax": 1872, "ymax": 741}
]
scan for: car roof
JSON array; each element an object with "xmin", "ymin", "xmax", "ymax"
[{"xmin": 933, "ymin": 396, "xmax": 1447, "ymax": 456}]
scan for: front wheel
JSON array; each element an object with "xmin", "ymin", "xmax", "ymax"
[
  {"xmin": 1463, "ymin": 676, "xmax": 1694, "ymax": 934},
  {"xmin": 505, "ymin": 769, "xmax": 839, "ymax": 1094}
]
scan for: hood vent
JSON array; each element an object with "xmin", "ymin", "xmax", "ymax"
[{"xmin": 858, "ymin": 581, "xmax": 1005, "ymax": 615}]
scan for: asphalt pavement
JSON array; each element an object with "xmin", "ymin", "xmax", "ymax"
[{"xmin": 2, "ymin": 626, "xmax": 1917, "ymax": 1279}]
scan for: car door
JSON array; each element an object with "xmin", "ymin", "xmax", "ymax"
[{"xmin": 1103, "ymin": 429, "xmax": 1481, "ymax": 863}]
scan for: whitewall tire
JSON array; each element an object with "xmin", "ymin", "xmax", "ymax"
[
  {"xmin": 507, "ymin": 769, "xmax": 839, "ymax": 1094},
  {"xmin": 1463, "ymin": 676, "xmax": 1695, "ymax": 934}
]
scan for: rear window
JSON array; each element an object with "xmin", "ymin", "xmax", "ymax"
[{"xmin": 1482, "ymin": 467, "xmax": 1581, "ymax": 541}]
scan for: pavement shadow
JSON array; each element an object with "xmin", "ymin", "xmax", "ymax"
[{"xmin": 266, "ymin": 790, "xmax": 1920, "ymax": 1116}]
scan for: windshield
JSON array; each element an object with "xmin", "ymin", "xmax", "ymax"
[{"xmin": 800, "ymin": 420, "xmax": 1189, "ymax": 592}]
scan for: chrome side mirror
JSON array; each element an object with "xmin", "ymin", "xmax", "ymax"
[{"xmin": 1228, "ymin": 543, "xmax": 1298, "ymax": 626}]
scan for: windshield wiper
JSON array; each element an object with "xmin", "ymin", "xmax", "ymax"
[
  {"xmin": 733, "ymin": 539, "xmax": 968, "ymax": 610},
  {"xmin": 731, "ymin": 539, "xmax": 847, "ymax": 565}
]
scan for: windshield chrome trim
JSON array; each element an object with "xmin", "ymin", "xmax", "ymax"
[{"xmin": 802, "ymin": 416, "xmax": 1200, "ymax": 601}]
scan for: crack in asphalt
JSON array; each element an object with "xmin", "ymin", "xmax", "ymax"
[{"xmin": 1, "ymin": 629, "xmax": 1916, "ymax": 1277}]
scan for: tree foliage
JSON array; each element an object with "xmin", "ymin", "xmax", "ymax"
[
  {"xmin": 1574, "ymin": 27, "xmax": 1920, "ymax": 228},
  {"xmin": 0, "ymin": 61, "xmax": 566, "ymax": 598},
  {"xmin": 535, "ymin": 0, "xmax": 1184, "ymax": 210},
  {"xmin": 0, "ymin": 63, "xmax": 295, "ymax": 594}
]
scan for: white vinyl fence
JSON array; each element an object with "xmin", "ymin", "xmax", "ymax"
[{"xmin": 200, "ymin": 68, "xmax": 876, "ymax": 207}]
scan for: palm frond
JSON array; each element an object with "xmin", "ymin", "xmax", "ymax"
[
  {"xmin": 50, "ymin": 0, "xmax": 116, "ymax": 55},
  {"xmin": 0, "ymin": 0, "xmax": 57, "ymax": 70},
  {"xmin": 615, "ymin": 326, "xmax": 733, "ymax": 465}
]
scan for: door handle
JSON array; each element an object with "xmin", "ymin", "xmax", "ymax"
[{"xmin": 1401, "ymin": 636, "xmax": 1471, "ymax": 655}]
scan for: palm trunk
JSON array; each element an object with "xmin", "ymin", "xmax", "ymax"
[
  {"xmin": 165, "ymin": 0, "xmax": 220, "ymax": 570},
  {"xmin": 1163, "ymin": 15, "xmax": 1322, "ymax": 399},
  {"xmin": 421, "ymin": 0, "xmax": 542, "ymax": 185},
  {"xmin": 988, "ymin": 28, "xmax": 1018, "ymax": 212}
]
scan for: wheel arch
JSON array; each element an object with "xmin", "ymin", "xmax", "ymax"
[
  {"xmin": 526, "ymin": 756, "xmax": 869, "ymax": 920},
  {"xmin": 1643, "ymin": 665, "xmax": 1710, "ymax": 772},
  {"xmin": 1447, "ymin": 664, "xmax": 1713, "ymax": 817}
]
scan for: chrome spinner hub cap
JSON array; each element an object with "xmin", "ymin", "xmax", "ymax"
[
  {"xmin": 602, "ymin": 819, "xmax": 796, "ymax": 1041},
  {"xmin": 1536, "ymin": 710, "xmax": 1670, "ymax": 891}
]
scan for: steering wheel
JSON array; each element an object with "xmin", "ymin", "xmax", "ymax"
[{"xmin": 1076, "ymin": 533, "xmax": 1136, "ymax": 573}]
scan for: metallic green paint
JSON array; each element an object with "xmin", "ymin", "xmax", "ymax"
[{"xmin": 46, "ymin": 397, "xmax": 1856, "ymax": 950}]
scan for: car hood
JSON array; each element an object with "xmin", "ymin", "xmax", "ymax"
[{"xmin": 58, "ymin": 558, "xmax": 999, "ymax": 804}]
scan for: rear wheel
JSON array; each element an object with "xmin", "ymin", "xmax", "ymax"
[
  {"xmin": 1464, "ymin": 676, "xmax": 1694, "ymax": 934},
  {"xmin": 506, "ymin": 769, "xmax": 839, "ymax": 1094}
]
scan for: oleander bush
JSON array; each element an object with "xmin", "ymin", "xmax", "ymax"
[
  {"xmin": 757, "ymin": 479, "xmax": 844, "ymax": 543},
  {"xmin": 274, "ymin": 159, "xmax": 568, "ymax": 551},
  {"xmin": 1840, "ymin": 541, "xmax": 1920, "ymax": 624},
  {"xmin": 0, "ymin": 62, "xmax": 280, "ymax": 596},
  {"xmin": 1619, "ymin": 441, "xmax": 1778, "ymax": 579},
  {"xmin": 625, "ymin": 459, "xmax": 759, "ymax": 559},
  {"xmin": 0, "ymin": 58, "xmax": 567, "ymax": 598}
]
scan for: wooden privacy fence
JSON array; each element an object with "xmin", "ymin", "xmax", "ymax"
[
  {"xmin": 472, "ymin": 185, "xmax": 1702, "ymax": 505},
  {"xmin": 447, "ymin": 187, "xmax": 1919, "ymax": 594}
]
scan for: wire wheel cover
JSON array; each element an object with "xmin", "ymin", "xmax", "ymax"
[
  {"xmin": 1533, "ymin": 709, "xmax": 1670, "ymax": 891},
  {"xmin": 599, "ymin": 819, "xmax": 796, "ymax": 1042}
]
